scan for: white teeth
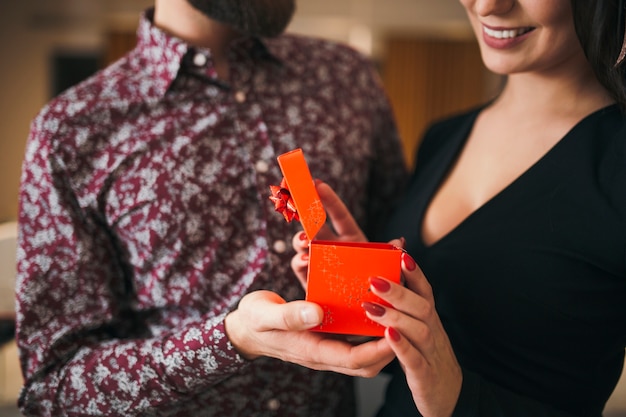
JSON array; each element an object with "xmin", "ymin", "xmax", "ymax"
[{"xmin": 483, "ymin": 26, "xmax": 529, "ymax": 39}]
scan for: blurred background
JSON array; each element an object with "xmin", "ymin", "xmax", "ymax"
[
  {"xmin": 0, "ymin": 0, "xmax": 498, "ymax": 224},
  {"xmin": 0, "ymin": 1, "xmax": 623, "ymax": 416}
]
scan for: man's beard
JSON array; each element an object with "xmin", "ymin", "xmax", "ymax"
[{"xmin": 186, "ymin": 0, "xmax": 296, "ymax": 38}]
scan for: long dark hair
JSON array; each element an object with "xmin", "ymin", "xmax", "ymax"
[{"xmin": 571, "ymin": 0, "xmax": 626, "ymax": 111}]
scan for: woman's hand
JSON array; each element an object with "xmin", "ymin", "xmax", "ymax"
[
  {"xmin": 362, "ymin": 253, "xmax": 463, "ymax": 417},
  {"xmin": 291, "ymin": 181, "xmax": 370, "ymax": 288},
  {"xmin": 289, "ymin": 181, "xmax": 461, "ymax": 415}
]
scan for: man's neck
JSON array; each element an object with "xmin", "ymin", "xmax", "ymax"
[{"xmin": 154, "ymin": 0, "xmax": 239, "ymax": 78}]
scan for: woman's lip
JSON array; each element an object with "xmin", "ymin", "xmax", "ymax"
[{"xmin": 481, "ymin": 24, "xmax": 535, "ymax": 49}]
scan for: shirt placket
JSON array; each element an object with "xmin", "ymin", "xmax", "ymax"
[{"xmin": 229, "ymin": 48, "xmax": 297, "ymax": 288}]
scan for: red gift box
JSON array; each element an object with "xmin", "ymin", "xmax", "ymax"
[{"xmin": 271, "ymin": 148, "xmax": 402, "ymax": 337}]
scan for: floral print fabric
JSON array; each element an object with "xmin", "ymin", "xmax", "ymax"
[{"xmin": 16, "ymin": 9, "xmax": 407, "ymax": 417}]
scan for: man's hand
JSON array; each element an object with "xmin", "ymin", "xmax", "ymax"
[{"xmin": 225, "ymin": 290, "xmax": 395, "ymax": 377}]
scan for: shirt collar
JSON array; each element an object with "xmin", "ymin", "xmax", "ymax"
[{"xmin": 135, "ymin": 8, "xmax": 282, "ymax": 97}]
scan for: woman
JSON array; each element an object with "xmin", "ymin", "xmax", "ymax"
[{"xmin": 292, "ymin": 0, "xmax": 626, "ymax": 415}]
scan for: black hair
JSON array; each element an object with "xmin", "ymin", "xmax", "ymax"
[{"xmin": 571, "ymin": 0, "xmax": 626, "ymax": 111}]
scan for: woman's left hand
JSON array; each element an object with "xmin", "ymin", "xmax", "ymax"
[{"xmin": 363, "ymin": 253, "xmax": 463, "ymax": 417}]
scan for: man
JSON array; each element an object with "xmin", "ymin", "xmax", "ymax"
[{"xmin": 15, "ymin": 0, "xmax": 406, "ymax": 415}]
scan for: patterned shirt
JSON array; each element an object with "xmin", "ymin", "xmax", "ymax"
[{"xmin": 16, "ymin": 9, "xmax": 407, "ymax": 417}]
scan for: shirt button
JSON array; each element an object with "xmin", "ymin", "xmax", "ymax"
[
  {"xmin": 273, "ymin": 240, "xmax": 287, "ymax": 254},
  {"xmin": 255, "ymin": 160, "xmax": 269, "ymax": 173},
  {"xmin": 234, "ymin": 91, "xmax": 246, "ymax": 103},
  {"xmin": 266, "ymin": 398, "xmax": 280, "ymax": 411},
  {"xmin": 193, "ymin": 52, "xmax": 207, "ymax": 67}
]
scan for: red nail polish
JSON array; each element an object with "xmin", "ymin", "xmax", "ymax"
[
  {"xmin": 388, "ymin": 327, "xmax": 402, "ymax": 342},
  {"xmin": 369, "ymin": 276, "xmax": 391, "ymax": 293},
  {"xmin": 299, "ymin": 232, "xmax": 308, "ymax": 241},
  {"xmin": 301, "ymin": 253, "xmax": 309, "ymax": 261},
  {"xmin": 402, "ymin": 252, "xmax": 417, "ymax": 271},
  {"xmin": 362, "ymin": 302, "xmax": 386, "ymax": 317}
]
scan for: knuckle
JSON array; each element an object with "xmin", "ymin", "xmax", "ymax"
[
  {"xmin": 415, "ymin": 323, "xmax": 432, "ymax": 343},
  {"xmin": 420, "ymin": 302, "xmax": 435, "ymax": 318}
]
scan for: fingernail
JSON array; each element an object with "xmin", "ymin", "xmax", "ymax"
[
  {"xmin": 388, "ymin": 327, "xmax": 402, "ymax": 342},
  {"xmin": 362, "ymin": 302, "xmax": 386, "ymax": 317},
  {"xmin": 300, "ymin": 306, "xmax": 320, "ymax": 326},
  {"xmin": 301, "ymin": 253, "xmax": 309, "ymax": 261},
  {"xmin": 370, "ymin": 276, "xmax": 391, "ymax": 293},
  {"xmin": 299, "ymin": 232, "xmax": 308, "ymax": 241},
  {"xmin": 402, "ymin": 252, "xmax": 417, "ymax": 271}
]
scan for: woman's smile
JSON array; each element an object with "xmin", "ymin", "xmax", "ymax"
[{"xmin": 482, "ymin": 24, "xmax": 535, "ymax": 48}]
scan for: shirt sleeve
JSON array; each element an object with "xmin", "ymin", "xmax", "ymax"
[{"xmin": 16, "ymin": 113, "xmax": 248, "ymax": 417}]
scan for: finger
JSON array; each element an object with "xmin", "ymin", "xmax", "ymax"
[
  {"xmin": 240, "ymin": 291, "xmax": 324, "ymax": 331},
  {"xmin": 363, "ymin": 275, "xmax": 440, "ymax": 361},
  {"xmin": 302, "ymin": 335, "xmax": 397, "ymax": 377},
  {"xmin": 363, "ymin": 299, "xmax": 435, "ymax": 357},
  {"xmin": 290, "ymin": 252, "xmax": 309, "ymax": 289},
  {"xmin": 274, "ymin": 300, "xmax": 324, "ymax": 330},
  {"xmin": 368, "ymin": 275, "xmax": 433, "ymax": 321},
  {"xmin": 313, "ymin": 223, "xmax": 341, "ymax": 241},
  {"xmin": 387, "ymin": 237, "xmax": 406, "ymax": 249},
  {"xmin": 385, "ymin": 327, "xmax": 428, "ymax": 373},
  {"xmin": 401, "ymin": 252, "xmax": 433, "ymax": 299},
  {"xmin": 291, "ymin": 230, "xmax": 310, "ymax": 253},
  {"xmin": 315, "ymin": 181, "xmax": 367, "ymax": 242}
]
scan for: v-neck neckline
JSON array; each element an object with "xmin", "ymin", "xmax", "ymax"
[{"xmin": 417, "ymin": 104, "xmax": 620, "ymax": 250}]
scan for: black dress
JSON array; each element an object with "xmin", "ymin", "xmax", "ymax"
[{"xmin": 379, "ymin": 105, "xmax": 626, "ymax": 417}]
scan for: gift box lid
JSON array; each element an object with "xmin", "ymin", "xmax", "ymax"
[{"xmin": 276, "ymin": 148, "xmax": 327, "ymax": 240}]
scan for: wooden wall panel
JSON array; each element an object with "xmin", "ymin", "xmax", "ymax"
[
  {"xmin": 381, "ymin": 37, "xmax": 497, "ymax": 167},
  {"xmin": 103, "ymin": 31, "xmax": 138, "ymax": 66}
]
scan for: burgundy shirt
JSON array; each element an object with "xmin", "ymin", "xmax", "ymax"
[{"xmin": 16, "ymin": 9, "xmax": 407, "ymax": 417}]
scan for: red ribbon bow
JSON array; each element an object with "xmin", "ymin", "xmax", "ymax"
[{"xmin": 269, "ymin": 178, "xmax": 299, "ymax": 222}]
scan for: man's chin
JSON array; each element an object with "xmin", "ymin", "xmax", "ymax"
[{"xmin": 186, "ymin": 0, "xmax": 296, "ymax": 38}]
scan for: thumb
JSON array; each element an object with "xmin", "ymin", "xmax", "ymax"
[
  {"xmin": 241, "ymin": 291, "xmax": 324, "ymax": 330},
  {"xmin": 285, "ymin": 300, "xmax": 325, "ymax": 330},
  {"xmin": 315, "ymin": 181, "xmax": 367, "ymax": 242}
]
